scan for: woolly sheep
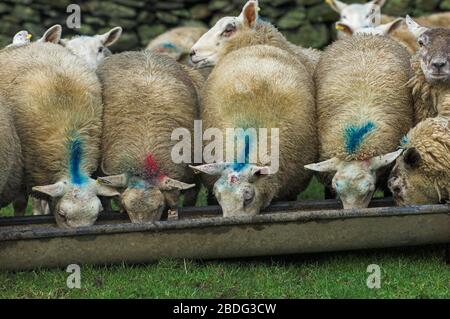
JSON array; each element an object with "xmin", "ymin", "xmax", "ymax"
[
  {"xmin": 406, "ymin": 16, "xmax": 450, "ymax": 123},
  {"xmin": 60, "ymin": 27, "xmax": 122, "ymax": 69},
  {"xmin": 389, "ymin": 116, "xmax": 449, "ymax": 205},
  {"xmin": 189, "ymin": 1, "xmax": 317, "ymax": 217},
  {"xmin": 147, "ymin": 26, "xmax": 208, "ymax": 64},
  {"xmin": 305, "ymin": 35, "xmax": 413, "ymax": 209},
  {"xmin": 189, "ymin": 1, "xmax": 321, "ymax": 75},
  {"xmin": 6, "ymin": 30, "xmax": 32, "ymax": 48},
  {"xmin": 0, "ymin": 96, "xmax": 23, "ymax": 210},
  {"xmin": 328, "ymin": 0, "xmax": 450, "ymax": 53},
  {"xmin": 96, "ymin": 51, "xmax": 200, "ymax": 223},
  {"xmin": 0, "ymin": 28, "xmax": 118, "ymax": 228},
  {"xmin": 327, "ymin": 0, "xmax": 386, "ymax": 37}
]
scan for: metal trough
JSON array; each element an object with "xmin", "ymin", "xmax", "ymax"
[{"xmin": 0, "ymin": 198, "xmax": 449, "ymax": 270}]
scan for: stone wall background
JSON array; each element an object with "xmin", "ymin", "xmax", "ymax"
[{"xmin": 0, "ymin": 0, "xmax": 449, "ymax": 50}]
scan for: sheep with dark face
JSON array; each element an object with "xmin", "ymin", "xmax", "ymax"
[
  {"xmin": 0, "ymin": 96, "xmax": 23, "ymax": 209},
  {"xmin": 306, "ymin": 35, "xmax": 413, "ymax": 209},
  {"xmin": 406, "ymin": 16, "xmax": 450, "ymax": 123},
  {"xmin": 189, "ymin": 1, "xmax": 317, "ymax": 217},
  {"xmin": 96, "ymin": 51, "xmax": 200, "ymax": 223},
  {"xmin": 0, "ymin": 26, "xmax": 118, "ymax": 228},
  {"xmin": 389, "ymin": 117, "xmax": 449, "ymax": 205}
]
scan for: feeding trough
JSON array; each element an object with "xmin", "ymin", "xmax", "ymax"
[{"xmin": 0, "ymin": 198, "xmax": 449, "ymax": 270}]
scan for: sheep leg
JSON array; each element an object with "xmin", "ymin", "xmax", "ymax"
[{"xmin": 12, "ymin": 192, "xmax": 28, "ymax": 216}]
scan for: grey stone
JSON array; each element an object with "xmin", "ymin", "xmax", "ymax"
[
  {"xmin": 138, "ymin": 11, "xmax": 155, "ymax": 24},
  {"xmin": 0, "ymin": 3, "xmax": 12, "ymax": 14},
  {"xmin": 156, "ymin": 12, "xmax": 179, "ymax": 25},
  {"xmin": 440, "ymin": 0, "xmax": 450, "ymax": 10},
  {"xmin": 110, "ymin": 32, "xmax": 139, "ymax": 51},
  {"xmin": 11, "ymin": 5, "xmax": 40, "ymax": 23},
  {"xmin": 109, "ymin": 18, "xmax": 137, "ymax": 29},
  {"xmin": 285, "ymin": 23, "xmax": 329, "ymax": 48},
  {"xmin": 277, "ymin": 10, "xmax": 307, "ymax": 29},
  {"xmin": 138, "ymin": 24, "xmax": 167, "ymax": 42},
  {"xmin": 0, "ymin": 35, "xmax": 10, "ymax": 48},
  {"xmin": 296, "ymin": 0, "xmax": 323, "ymax": 6},
  {"xmin": 88, "ymin": 2, "xmax": 136, "ymax": 18},
  {"xmin": 415, "ymin": 0, "xmax": 440, "ymax": 11},
  {"xmin": 208, "ymin": 0, "xmax": 229, "ymax": 11},
  {"xmin": 384, "ymin": 0, "xmax": 413, "ymax": 16},
  {"xmin": 190, "ymin": 4, "xmax": 210, "ymax": 20},
  {"xmin": 112, "ymin": 0, "xmax": 146, "ymax": 8},
  {"xmin": 307, "ymin": 3, "xmax": 339, "ymax": 23}
]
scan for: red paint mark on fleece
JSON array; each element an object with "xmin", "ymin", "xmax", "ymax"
[{"xmin": 144, "ymin": 153, "xmax": 165, "ymax": 181}]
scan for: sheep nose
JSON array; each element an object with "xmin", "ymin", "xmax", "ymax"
[
  {"xmin": 432, "ymin": 60, "xmax": 447, "ymax": 70},
  {"xmin": 189, "ymin": 49, "xmax": 196, "ymax": 58}
]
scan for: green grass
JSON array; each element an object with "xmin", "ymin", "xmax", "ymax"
[{"xmin": 0, "ymin": 178, "xmax": 448, "ymax": 299}]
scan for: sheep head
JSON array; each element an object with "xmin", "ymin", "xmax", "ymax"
[
  {"xmin": 190, "ymin": 163, "xmax": 271, "ymax": 217},
  {"xmin": 305, "ymin": 150, "xmax": 402, "ymax": 209},
  {"xmin": 97, "ymin": 174, "xmax": 195, "ymax": 223},
  {"xmin": 60, "ymin": 27, "xmax": 122, "ymax": 69},
  {"xmin": 327, "ymin": 0, "xmax": 385, "ymax": 31},
  {"xmin": 336, "ymin": 18, "xmax": 404, "ymax": 36},
  {"xmin": 406, "ymin": 16, "xmax": 450, "ymax": 84},
  {"xmin": 189, "ymin": 0, "xmax": 259, "ymax": 68},
  {"xmin": 33, "ymin": 178, "xmax": 119, "ymax": 228}
]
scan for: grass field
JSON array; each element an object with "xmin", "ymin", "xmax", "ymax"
[{"xmin": 0, "ymin": 178, "xmax": 448, "ymax": 299}]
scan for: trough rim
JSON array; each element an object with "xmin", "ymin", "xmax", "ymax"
[{"xmin": 0, "ymin": 203, "xmax": 448, "ymax": 242}]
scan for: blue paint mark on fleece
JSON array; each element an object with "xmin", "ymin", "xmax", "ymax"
[
  {"xmin": 344, "ymin": 121, "xmax": 376, "ymax": 154},
  {"xmin": 68, "ymin": 137, "xmax": 87, "ymax": 185},
  {"xmin": 400, "ymin": 135, "xmax": 409, "ymax": 147},
  {"xmin": 232, "ymin": 135, "xmax": 251, "ymax": 172},
  {"xmin": 162, "ymin": 42, "xmax": 177, "ymax": 50}
]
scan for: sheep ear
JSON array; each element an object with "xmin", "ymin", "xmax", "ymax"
[
  {"xmin": 403, "ymin": 147, "xmax": 421, "ymax": 168},
  {"xmin": 370, "ymin": 149, "xmax": 403, "ymax": 170},
  {"xmin": 381, "ymin": 18, "xmax": 405, "ymax": 35},
  {"xmin": 305, "ymin": 158, "xmax": 341, "ymax": 172},
  {"xmin": 189, "ymin": 163, "xmax": 229, "ymax": 176},
  {"xmin": 240, "ymin": 0, "xmax": 259, "ymax": 28},
  {"xmin": 59, "ymin": 38, "xmax": 68, "ymax": 46},
  {"xmin": 99, "ymin": 27, "xmax": 122, "ymax": 47},
  {"xmin": 336, "ymin": 22, "xmax": 353, "ymax": 36},
  {"xmin": 326, "ymin": 0, "xmax": 348, "ymax": 13},
  {"xmin": 158, "ymin": 176, "xmax": 196, "ymax": 191},
  {"xmin": 371, "ymin": 0, "xmax": 386, "ymax": 8},
  {"xmin": 247, "ymin": 165, "xmax": 271, "ymax": 183},
  {"xmin": 97, "ymin": 174, "xmax": 128, "ymax": 188},
  {"xmin": 406, "ymin": 15, "xmax": 429, "ymax": 39},
  {"xmin": 39, "ymin": 25, "xmax": 62, "ymax": 43},
  {"xmin": 32, "ymin": 181, "xmax": 67, "ymax": 198},
  {"xmin": 95, "ymin": 183, "xmax": 121, "ymax": 197}
]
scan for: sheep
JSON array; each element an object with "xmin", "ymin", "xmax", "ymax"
[
  {"xmin": 189, "ymin": 0, "xmax": 317, "ymax": 217},
  {"xmin": 328, "ymin": 0, "xmax": 450, "ymax": 53},
  {"xmin": 6, "ymin": 30, "xmax": 32, "ymax": 48},
  {"xmin": 327, "ymin": 0, "xmax": 386, "ymax": 38},
  {"xmin": 405, "ymin": 16, "xmax": 450, "ymax": 124},
  {"xmin": 336, "ymin": 18, "xmax": 404, "ymax": 37},
  {"xmin": 96, "ymin": 50, "xmax": 200, "ymax": 223},
  {"xmin": 388, "ymin": 116, "xmax": 449, "ymax": 205},
  {"xmin": 146, "ymin": 26, "xmax": 208, "ymax": 64},
  {"xmin": 0, "ymin": 96, "xmax": 23, "ymax": 211},
  {"xmin": 59, "ymin": 27, "xmax": 122, "ymax": 69},
  {"xmin": 189, "ymin": 0, "xmax": 321, "ymax": 75},
  {"xmin": 0, "ymin": 26, "xmax": 118, "ymax": 228},
  {"xmin": 305, "ymin": 34, "xmax": 414, "ymax": 209}
]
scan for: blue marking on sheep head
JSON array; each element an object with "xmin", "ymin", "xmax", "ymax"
[
  {"xmin": 344, "ymin": 121, "xmax": 376, "ymax": 154},
  {"xmin": 67, "ymin": 135, "xmax": 88, "ymax": 186}
]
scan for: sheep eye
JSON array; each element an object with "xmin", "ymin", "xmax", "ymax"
[
  {"xmin": 418, "ymin": 39, "xmax": 424, "ymax": 47},
  {"xmin": 98, "ymin": 47, "xmax": 104, "ymax": 53},
  {"xmin": 221, "ymin": 24, "xmax": 236, "ymax": 37}
]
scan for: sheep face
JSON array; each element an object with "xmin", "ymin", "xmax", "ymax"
[
  {"xmin": 33, "ymin": 178, "xmax": 119, "ymax": 228},
  {"xmin": 60, "ymin": 27, "xmax": 122, "ymax": 69},
  {"xmin": 189, "ymin": 0, "xmax": 259, "ymax": 68},
  {"xmin": 305, "ymin": 150, "xmax": 402, "ymax": 209},
  {"xmin": 327, "ymin": 0, "xmax": 385, "ymax": 31},
  {"xmin": 98, "ymin": 174, "xmax": 195, "ymax": 223},
  {"xmin": 190, "ymin": 163, "xmax": 271, "ymax": 217},
  {"xmin": 336, "ymin": 18, "xmax": 404, "ymax": 36},
  {"xmin": 406, "ymin": 16, "xmax": 450, "ymax": 84},
  {"xmin": 389, "ymin": 148, "xmax": 440, "ymax": 205}
]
